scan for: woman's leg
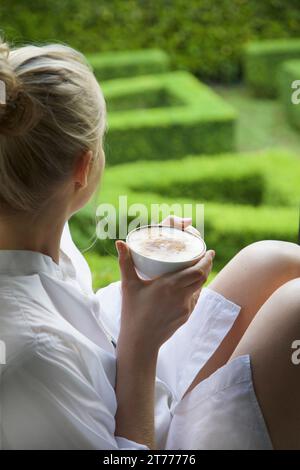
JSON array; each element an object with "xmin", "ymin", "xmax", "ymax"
[
  {"xmin": 230, "ymin": 278, "xmax": 300, "ymax": 449},
  {"xmin": 183, "ymin": 240, "xmax": 300, "ymax": 396}
]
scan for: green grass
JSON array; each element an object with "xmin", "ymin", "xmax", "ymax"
[{"xmin": 214, "ymin": 85, "xmax": 300, "ymax": 154}]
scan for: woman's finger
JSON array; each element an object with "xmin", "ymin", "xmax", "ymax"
[
  {"xmin": 184, "ymin": 279, "xmax": 206, "ymax": 299},
  {"xmin": 116, "ymin": 240, "xmax": 140, "ymax": 284},
  {"xmin": 161, "ymin": 215, "xmax": 192, "ymax": 230},
  {"xmin": 166, "ymin": 250, "xmax": 215, "ymax": 287}
]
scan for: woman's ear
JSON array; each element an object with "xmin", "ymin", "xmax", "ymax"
[{"xmin": 73, "ymin": 150, "xmax": 93, "ymax": 189}]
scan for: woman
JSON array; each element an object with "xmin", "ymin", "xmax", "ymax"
[{"xmin": 0, "ymin": 39, "xmax": 299, "ymax": 450}]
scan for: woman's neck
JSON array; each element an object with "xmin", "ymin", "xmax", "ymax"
[{"xmin": 0, "ymin": 210, "xmax": 67, "ymax": 264}]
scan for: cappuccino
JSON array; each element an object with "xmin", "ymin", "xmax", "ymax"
[{"xmin": 128, "ymin": 225, "xmax": 204, "ymax": 262}]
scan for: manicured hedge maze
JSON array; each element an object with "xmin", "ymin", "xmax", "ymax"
[
  {"xmin": 102, "ymin": 71, "xmax": 236, "ymax": 164},
  {"xmin": 70, "ymin": 150, "xmax": 299, "ymax": 274}
]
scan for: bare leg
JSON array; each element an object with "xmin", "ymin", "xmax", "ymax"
[
  {"xmin": 183, "ymin": 241, "xmax": 300, "ymax": 396},
  {"xmin": 230, "ymin": 278, "xmax": 300, "ymax": 449}
]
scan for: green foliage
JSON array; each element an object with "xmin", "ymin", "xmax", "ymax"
[
  {"xmin": 69, "ymin": 149, "xmax": 300, "ymax": 275},
  {"xmin": 129, "ymin": 165, "xmax": 264, "ymax": 206},
  {"xmin": 244, "ymin": 39, "xmax": 300, "ymax": 98},
  {"xmin": 101, "ymin": 149, "xmax": 300, "ymax": 207},
  {"xmin": 83, "ymin": 252, "xmax": 120, "ymax": 290},
  {"xmin": 206, "ymin": 203, "xmax": 297, "ymax": 269},
  {"xmin": 215, "ymin": 85, "xmax": 300, "ymax": 153},
  {"xmin": 87, "ymin": 49, "xmax": 170, "ymax": 81},
  {"xmin": 106, "ymin": 87, "xmax": 182, "ymax": 112},
  {"xmin": 279, "ymin": 59, "xmax": 300, "ymax": 130},
  {"xmin": 2, "ymin": 0, "xmax": 300, "ymax": 83},
  {"xmin": 102, "ymin": 72, "xmax": 236, "ymax": 164}
]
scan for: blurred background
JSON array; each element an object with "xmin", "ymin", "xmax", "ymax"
[{"xmin": 2, "ymin": 0, "xmax": 300, "ymax": 288}]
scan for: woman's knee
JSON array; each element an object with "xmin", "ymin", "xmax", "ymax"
[
  {"xmin": 233, "ymin": 276, "xmax": 300, "ymax": 356},
  {"xmin": 239, "ymin": 239, "xmax": 299, "ymax": 259},
  {"xmin": 237, "ymin": 240, "xmax": 300, "ymax": 277},
  {"xmin": 209, "ymin": 241, "xmax": 300, "ymax": 318}
]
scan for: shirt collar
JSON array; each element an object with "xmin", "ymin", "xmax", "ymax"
[{"xmin": 0, "ymin": 249, "xmax": 63, "ymax": 279}]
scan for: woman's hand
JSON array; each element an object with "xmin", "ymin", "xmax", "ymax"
[
  {"xmin": 116, "ymin": 239, "xmax": 215, "ymax": 354},
  {"xmin": 115, "ymin": 215, "xmax": 214, "ymax": 448},
  {"xmin": 160, "ymin": 215, "xmax": 193, "ymax": 230}
]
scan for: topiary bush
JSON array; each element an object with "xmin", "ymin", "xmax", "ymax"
[
  {"xmin": 129, "ymin": 163, "xmax": 264, "ymax": 206},
  {"xmin": 106, "ymin": 87, "xmax": 183, "ymax": 112},
  {"xmin": 278, "ymin": 59, "xmax": 300, "ymax": 130},
  {"xmin": 102, "ymin": 72, "xmax": 236, "ymax": 164},
  {"xmin": 86, "ymin": 49, "xmax": 170, "ymax": 81},
  {"xmin": 244, "ymin": 38, "xmax": 300, "ymax": 98}
]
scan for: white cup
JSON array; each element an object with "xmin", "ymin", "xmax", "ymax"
[{"xmin": 126, "ymin": 224, "xmax": 206, "ymax": 279}]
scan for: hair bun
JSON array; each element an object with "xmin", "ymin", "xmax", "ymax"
[{"xmin": 0, "ymin": 39, "xmax": 40, "ymax": 136}]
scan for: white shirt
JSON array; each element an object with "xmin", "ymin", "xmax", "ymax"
[{"xmin": 0, "ymin": 223, "xmax": 240, "ymax": 450}]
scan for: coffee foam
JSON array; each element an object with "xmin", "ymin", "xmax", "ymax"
[{"xmin": 128, "ymin": 226, "xmax": 204, "ymax": 262}]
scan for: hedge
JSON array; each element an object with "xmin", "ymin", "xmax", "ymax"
[
  {"xmin": 83, "ymin": 252, "xmax": 120, "ymax": 289},
  {"xmin": 3, "ymin": 0, "xmax": 300, "ymax": 83},
  {"xmin": 69, "ymin": 149, "xmax": 300, "ymax": 272},
  {"xmin": 279, "ymin": 59, "xmax": 300, "ymax": 130},
  {"xmin": 244, "ymin": 39, "xmax": 300, "ymax": 98},
  {"xmin": 127, "ymin": 160, "xmax": 265, "ymax": 206},
  {"xmin": 105, "ymin": 86, "xmax": 183, "ymax": 113},
  {"xmin": 98, "ymin": 149, "xmax": 299, "ymax": 209},
  {"xmin": 101, "ymin": 72, "xmax": 236, "ymax": 164},
  {"xmin": 86, "ymin": 49, "xmax": 170, "ymax": 81},
  {"xmin": 72, "ymin": 203, "xmax": 298, "ymax": 273}
]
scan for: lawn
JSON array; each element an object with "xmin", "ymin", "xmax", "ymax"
[{"xmin": 214, "ymin": 85, "xmax": 300, "ymax": 153}]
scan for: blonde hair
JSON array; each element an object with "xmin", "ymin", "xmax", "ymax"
[{"xmin": 0, "ymin": 39, "xmax": 106, "ymax": 214}]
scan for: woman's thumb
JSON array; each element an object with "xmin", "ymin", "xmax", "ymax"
[{"xmin": 116, "ymin": 240, "xmax": 139, "ymax": 282}]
